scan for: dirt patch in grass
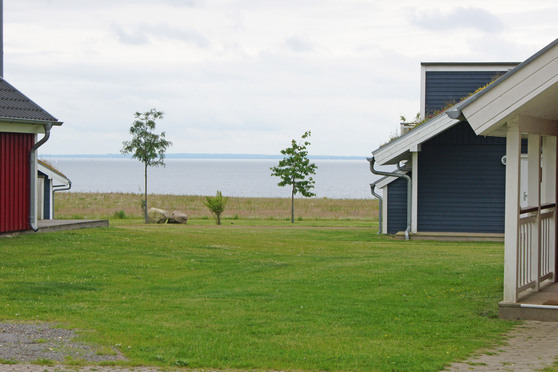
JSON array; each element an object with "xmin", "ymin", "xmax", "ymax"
[{"xmin": 0, "ymin": 323, "xmax": 125, "ymax": 363}]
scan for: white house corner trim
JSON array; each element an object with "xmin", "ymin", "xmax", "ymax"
[
  {"xmin": 382, "ymin": 187, "xmax": 388, "ymax": 234},
  {"xmin": 411, "ymin": 151, "xmax": 419, "ymax": 233}
]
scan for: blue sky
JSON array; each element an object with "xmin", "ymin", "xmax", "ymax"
[{"xmin": 4, "ymin": 0, "xmax": 558, "ymax": 156}]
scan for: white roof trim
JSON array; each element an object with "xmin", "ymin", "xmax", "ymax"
[
  {"xmin": 452, "ymin": 39, "xmax": 558, "ymax": 136},
  {"xmin": 372, "ymin": 113, "xmax": 460, "ymax": 166},
  {"xmin": 420, "ymin": 63, "xmax": 518, "ymax": 119},
  {"xmin": 374, "ymin": 174, "xmax": 406, "ymax": 189},
  {"xmin": 38, "ymin": 162, "xmax": 70, "ymax": 186},
  {"xmin": 373, "ymin": 55, "xmax": 543, "ymax": 166},
  {"xmin": 421, "ymin": 63, "xmax": 519, "ymax": 72}
]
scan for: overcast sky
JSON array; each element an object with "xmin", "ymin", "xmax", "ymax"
[{"xmin": 4, "ymin": 0, "xmax": 558, "ymax": 156}]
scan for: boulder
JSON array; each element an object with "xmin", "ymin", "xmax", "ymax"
[
  {"xmin": 169, "ymin": 211, "xmax": 188, "ymax": 224},
  {"xmin": 147, "ymin": 208, "xmax": 170, "ymax": 224}
]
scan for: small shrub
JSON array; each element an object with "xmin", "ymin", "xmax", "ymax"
[
  {"xmin": 113, "ymin": 210, "xmax": 126, "ymax": 219},
  {"xmin": 203, "ymin": 191, "xmax": 228, "ymax": 225}
]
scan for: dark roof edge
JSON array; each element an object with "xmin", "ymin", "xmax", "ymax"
[
  {"xmin": 447, "ymin": 38, "xmax": 558, "ymax": 117},
  {"xmin": 0, "ymin": 77, "xmax": 61, "ymax": 123},
  {"xmin": 0, "ymin": 116, "xmax": 63, "ymax": 125}
]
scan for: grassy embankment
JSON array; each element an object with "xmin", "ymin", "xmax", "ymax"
[
  {"xmin": 54, "ymin": 192, "xmax": 379, "ymax": 221},
  {"xmin": 0, "ymin": 193, "xmax": 514, "ymax": 370}
]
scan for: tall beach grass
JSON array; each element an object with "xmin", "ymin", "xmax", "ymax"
[{"xmin": 54, "ymin": 192, "xmax": 378, "ymax": 221}]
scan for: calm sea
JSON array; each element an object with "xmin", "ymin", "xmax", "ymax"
[{"xmin": 43, "ymin": 158, "xmax": 381, "ymax": 199}]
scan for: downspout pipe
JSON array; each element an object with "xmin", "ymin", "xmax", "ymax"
[
  {"xmin": 29, "ymin": 123, "xmax": 53, "ymax": 232},
  {"xmin": 52, "ymin": 181, "xmax": 72, "ymax": 220},
  {"xmin": 367, "ymin": 156, "xmax": 412, "ymax": 240},
  {"xmin": 369, "ymin": 182, "xmax": 382, "ymax": 234},
  {"xmin": 53, "ymin": 180, "xmax": 72, "ymax": 192}
]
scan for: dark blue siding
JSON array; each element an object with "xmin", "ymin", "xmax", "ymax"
[
  {"xmin": 387, "ymin": 176, "xmax": 409, "ymax": 234},
  {"xmin": 425, "ymin": 71, "xmax": 506, "ymax": 116},
  {"xmin": 43, "ymin": 177, "xmax": 51, "ymax": 220},
  {"xmin": 417, "ymin": 122, "xmax": 506, "ymax": 233}
]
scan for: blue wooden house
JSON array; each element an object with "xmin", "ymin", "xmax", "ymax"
[{"xmin": 370, "ymin": 63, "xmax": 520, "ymax": 237}]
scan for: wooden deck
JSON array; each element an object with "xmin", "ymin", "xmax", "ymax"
[
  {"xmin": 37, "ymin": 219, "xmax": 109, "ymax": 233},
  {"xmin": 499, "ymin": 282, "xmax": 558, "ymax": 321},
  {"xmin": 394, "ymin": 231, "xmax": 504, "ymax": 241}
]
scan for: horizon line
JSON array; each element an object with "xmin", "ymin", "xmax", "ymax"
[{"xmin": 40, "ymin": 153, "xmax": 366, "ymax": 160}]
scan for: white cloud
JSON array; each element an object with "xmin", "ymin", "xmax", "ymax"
[
  {"xmin": 284, "ymin": 36, "xmax": 315, "ymax": 53},
  {"xmin": 411, "ymin": 7, "xmax": 503, "ymax": 33},
  {"xmin": 111, "ymin": 23, "xmax": 210, "ymax": 48},
  {"xmin": 4, "ymin": 0, "xmax": 557, "ymax": 156},
  {"xmin": 112, "ymin": 25, "xmax": 150, "ymax": 45}
]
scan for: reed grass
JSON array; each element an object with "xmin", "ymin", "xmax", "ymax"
[{"xmin": 54, "ymin": 192, "xmax": 378, "ymax": 221}]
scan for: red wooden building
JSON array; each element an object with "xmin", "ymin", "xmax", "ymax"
[{"xmin": 0, "ymin": 77, "xmax": 62, "ymax": 233}]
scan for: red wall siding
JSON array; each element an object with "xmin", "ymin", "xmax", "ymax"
[{"xmin": 0, "ymin": 132, "xmax": 34, "ymax": 233}]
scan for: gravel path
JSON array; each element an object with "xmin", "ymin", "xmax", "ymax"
[
  {"xmin": 445, "ymin": 321, "xmax": 558, "ymax": 371},
  {"xmin": 0, "ymin": 323, "xmax": 126, "ymax": 364}
]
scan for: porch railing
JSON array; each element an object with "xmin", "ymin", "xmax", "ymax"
[{"xmin": 517, "ymin": 203, "xmax": 556, "ymax": 295}]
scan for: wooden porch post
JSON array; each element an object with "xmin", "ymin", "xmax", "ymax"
[
  {"xmin": 541, "ymin": 136, "xmax": 557, "ymax": 282},
  {"xmin": 503, "ymin": 119, "xmax": 521, "ymax": 302},
  {"xmin": 527, "ymin": 134, "xmax": 541, "ymax": 291},
  {"xmin": 552, "ymin": 137, "xmax": 558, "ymax": 282}
]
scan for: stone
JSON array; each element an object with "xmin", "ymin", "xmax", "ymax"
[
  {"xmin": 147, "ymin": 208, "xmax": 170, "ymax": 224},
  {"xmin": 169, "ymin": 211, "xmax": 188, "ymax": 224}
]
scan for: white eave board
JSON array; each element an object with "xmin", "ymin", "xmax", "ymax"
[
  {"xmin": 460, "ymin": 39, "xmax": 558, "ymax": 136},
  {"xmin": 372, "ymin": 113, "xmax": 460, "ymax": 166},
  {"xmin": 38, "ymin": 162, "xmax": 70, "ymax": 186},
  {"xmin": 374, "ymin": 174, "xmax": 405, "ymax": 189}
]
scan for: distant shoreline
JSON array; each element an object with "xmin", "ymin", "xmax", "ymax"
[{"xmin": 40, "ymin": 153, "xmax": 365, "ymax": 161}]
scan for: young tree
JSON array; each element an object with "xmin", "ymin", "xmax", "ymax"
[
  {"xmin": 204, "ymin": 190, "xmax": 228, "ymax": 225},
  {"xmin": 121, "ymin": 109, "xmax": 172, "ymax": 223},
  {"xmin": 271, "ymin": 131, "xmax": 317, "ymax": 223}
]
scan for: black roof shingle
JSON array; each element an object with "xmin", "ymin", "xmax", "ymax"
[{"xmin": 0, "ymin": 78, "xmax": 60, "ymax": 124}]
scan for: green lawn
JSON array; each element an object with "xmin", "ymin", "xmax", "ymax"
[{"xmin": 0, "ymin": 220, "xmax": 515, "ymax": 371}]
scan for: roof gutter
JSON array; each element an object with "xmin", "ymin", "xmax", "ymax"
[
  {"xmin": 0, "ymin": 117, "xmax": 62, "ymax": 126},
  {"xmin": 368, "ymin": 156, "xmax": 411, "ymax": 240},
  {"xmin": 445, "ymin": 39, "xmax": 558, "ymax": 124},
  {"xmin": 53, "ymin": 180, "xmax": 72, "ymax": 192},
  {"xmin": 29, "ymin": 123, "xmax": 53, "ymax": 232}
]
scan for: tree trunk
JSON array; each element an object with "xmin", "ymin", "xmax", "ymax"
[
  {"xmin": 144, "ymin": 163, "xmax": 148, "ymax": 224},
  {"xmin": 291, "ymin": 181, "xmax": 294, "ymax": 223}
]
